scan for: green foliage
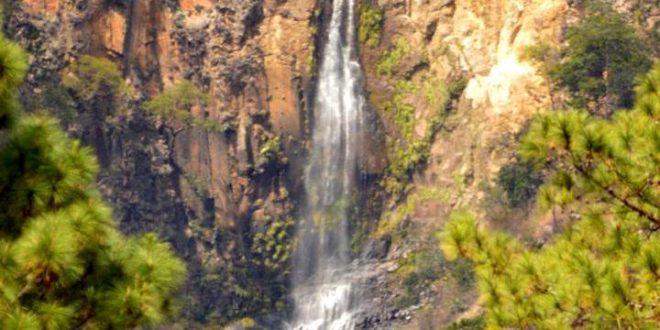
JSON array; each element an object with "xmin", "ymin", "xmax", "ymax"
[
  {"xmin": 306, "ymin": 26, "xmax": 317, "ymax": 75},
  {"xmin": 143, "ymin": 80, "xmax": 232, "ymax": 135},
  {"xmin": 388, "ymin": 80, "xmax": 421, "ymax": 139},
  {"xmin": 144, "ymin": 81, "xmax": 207, "ymax": 121},
  {"xmin": 438, "ymin": 65, "xmax": 660, "ymax": 329},
  {"xmin": 521, "ymin": 42, "xmax": 558, "ymax": 76},
  {"xmin": 395, "ymin": 249, "xmax": 443, "ymax": 308},
  {"xmin": 143, "ymin": 80, "xmax": 230, "ymax": 134},
  {"xmin": 184, "ymin": 172, "xmax": 210, "ymax": 199},
  {"xmin": 383, "ymin": 140, "xmax": 431, "ymax": 196},
  {"xmin": 381, "ymin": 81, "xmax": 426, "ymax": 195},
  {"xmin": 238, "ymin": 317, "xmax": 257, "ymax": 328},
  {"xmin": 376, "ymin": 38, "xmax": 410, "ymax": 76},
  {"xmin": 447, "ymin": 77, "xmax": 468, "ymax": 101},
  {"xmin": 0, "ymin": 35, "xmax": 27, "ymax": 130},
  {"xmin": 521, "ymin": 64, "xmax": 659, "ymax": 221},
  {"xmin": 446, "ymin": 258, "xmax": 475, "ymax": 290},
  {"xmin": 376, "ymin": 187, "xmax": 448, "ymax": 237},
  {"xmin": 0, "ymin": 116, "xmax": 99, "ymax": 234},
  {"xmin": 23, "ymin": 84, "xmax": 76, "ymax": 125},
  {"xmin": 496, "ymin": 158, "xmax": 543, "ymax": 208},
  {"xmin": 62, "ymin": 55, "xmax": 127, "ymax": 101},
  {"xmin": 381, "ymin": 77, "xmax": 454, "ymax": 196},
  {"xmin": 549, "ymin": 1, "xmax": 651, "ymax": 110},
  {"xmin": 394, "ymin": 242, "xmax": 477, "ymax": 310},
  {"xmin": 445, "ymin": 317, "xmax": 485, "ymax": 330},
  {"xmin": 258, "ymin": 135, "xmax": 281, "ymax": 160},
  {"xmin": 0, "ymin": 31, "xmax": 186, "ymax": 328},
  {"xmin": 358, "ymin": 3, "xmax": 383, "ymax": 48},
  {"xmin": 254, "ymin": 135, "xmax": 285, "ymax": 173},
  {"xmin": 0, "ymin": 38, "xmax": 27, "ymax": 97},
  {"xmin": 251, "ymin": 216, "xmax": 294, "ymax": 272}
]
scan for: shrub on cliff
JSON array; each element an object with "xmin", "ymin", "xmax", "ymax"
[
  {"xmin": 439, "ymin": 64, "xmax": 660, "ymax": 328},
  {"xmin": 496, "ymin": 158, "xmax": 543, "ymax": 209},
  {"xmin": 358, "ymin": 3, "xmax": 383, "ymax": 48},
  {"xmin": 550, "ymin": 0, "xmax": 651, "ymax": 113},
  {"xmin": 0, "ymin": 31, "xmax": 186, "ymax": 328},
  {"xmin": 61, "ymin": 55, "xmax": 128, "ymax": 102},
  {"xmin": 143, "ymin": 80, "xmax": 233, "ymax": 135}
]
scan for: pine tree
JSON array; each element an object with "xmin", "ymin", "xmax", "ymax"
[
  {"xmin": 0, "ymin": 29, "xmax": 186, "ymax": 328},
  {"xmin": 439, "ymin": 64, "xmax": 660, "ymax": 329}
]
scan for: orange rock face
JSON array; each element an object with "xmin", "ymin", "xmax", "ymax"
[
  {"xmin": 156, "ymin": 10, "xmax": 181, "ymax": 87},
  {"xmin": 22, "ymin": 0, "xmax": 59, "ymax": 15},
  {"xmin": 97, "ymin": 10, "xmax": 126, "ymax": 55},
  {"xmin": 259, "ymin": 1, "xmax": 314, "ymax": 142},
  {"xmin": 180, "ymin": 0, "xmax": 214, "ymax": 12}
]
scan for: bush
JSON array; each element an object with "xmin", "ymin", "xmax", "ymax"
[
  {"xmin": 446, "ymin": 259, "xmax": 475, "ymax": 289},
  {"xmin": 395, "ymin": 249, "xmax": 444, "ymax": 307},
  {"xmin": 549, "ymin": 1, "xmax": 651, "ymax": 111},
  {"xmin": 381, "ymin": 79, "xmax": 447, "ymax": 197},
  {"xmin": 376, "ymin": 38, "xmax": 410, "ymax": 76},
  {"xmin": 143, "ymin": 80, "xmax": 232, "ymax": 135},
  {"xmin": 143, "ymin": 80, "xmax": 207, "ymax": 124},
  {"xmin": 358, "ymin": 3, "xmax": 383, "ymax": 48},
  {"xmin": 62, "ymin": 55, "xmax": 126, "ymax": 101},
  {"xmin": 445, "ymin": 317, "xmax": 485, "ymax": 330},
  {"xmin": 496, "ymin": 158, "xmax": 543, "ymax": 208},
  {"xmin": 23, "ymin": 84, "xmax": 76, "ymax": 123}
]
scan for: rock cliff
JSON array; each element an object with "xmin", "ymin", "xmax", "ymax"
[
  {"xmin": 6, "ymin": 0, "xmax": 319, "ymax": 324},
  {"xmin": 4, "ymin": 0, "xmax": 656, "ymax": 327}
]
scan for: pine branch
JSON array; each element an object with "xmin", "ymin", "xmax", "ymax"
[{"xmin": 572, "ymin": 161, "xmax": 660, "ymax": 228}]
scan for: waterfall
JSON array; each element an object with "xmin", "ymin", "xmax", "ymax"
[{"xmin": 290, "ymin": 0, "xmax": 365, "ymax": 328}]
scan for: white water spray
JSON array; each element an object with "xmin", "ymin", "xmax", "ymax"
[{"xmin": 290, "ymin": 0, "xmax": 365, "ymax": 328}]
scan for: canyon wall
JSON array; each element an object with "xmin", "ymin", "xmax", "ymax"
[
  {"xmin": 6, "ymin": 0, "xmax": 321, "ymax": 324},
  {"xmin": 4, "ymin": 0, "xmax": 656, "ymax": 327}
]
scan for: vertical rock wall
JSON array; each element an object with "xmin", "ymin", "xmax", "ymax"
[
  {"xmin": 5, "ymin": 0, "xmax": 320, "ymax": 324},
  {"xmin": 5, "ymin": 0, "xmax": 655, "ymax": 327}
]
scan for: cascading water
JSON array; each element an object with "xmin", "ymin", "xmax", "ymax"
[{"xmin": 290, "ymin": 0, "xmax": 365, "ymax": 329}]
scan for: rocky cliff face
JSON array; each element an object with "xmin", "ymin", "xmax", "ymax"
[
  {"xmin": 352, "ymin": 0, "xmax": 569, "ymax": 327},
  {"xmin": 6, "ymin": 0, "xmax": 320, "ymax": 324},
  {"xmin": 356, "ymin": 0, "xmax": 657, "ymax": 328},
  {"xmin": 4, "ymin": 0, "xmax": 655, "ymax": 327}
]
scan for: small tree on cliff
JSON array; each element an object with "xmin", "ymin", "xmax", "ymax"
[
  {"xmin": 0, "ymin": 31, "xmax": 186, "ymax": 328},
  {"xmin": 439, "ymin": 64, "xmax": 660, "ymax": 328},
  {"xmin": 143, "ymin": 80, "xmax": 231, "ymax": 138},
  {"xmin": 549, "ymin": 0, "xmax": 651, "ymax": 114}
]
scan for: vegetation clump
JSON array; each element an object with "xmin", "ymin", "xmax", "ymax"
[
  {"xmin": 143, "ymin": 80, "xmax": 227, "ymax": 133},
  {"xmin": 445, "ymin": 317, "xmax": 485, "ymax": 330},
  {"xmin": 376, "ymin": 38, "xmax": 410, "ymax": 76},
  {"xmin": 526, "ymin": 1, "xmax": 652, "ymax": 113},
  {"xmin": 395, "ymin": 249, "xmax": 443, "ymax": 307},
  {"xmin": 377, "ymin": 186, "xmax": 448, "ymax": 237},
  {"xmin": 358, "ymin": 3, "xmax": 383, "ymax": 48},
  {"xmin": 381, "ymin": 76, "xmax": 457, "ymax": 197},
  {"xmin": 439, "ymin": 64, "xmax": 660, "ymax": 328},
  {"xmin": 258, "ymin": 135, "xmax": 282, "ymax": 161},
  {"xmin": 62, "ymin": 55, "xmax": 127, "ymax": 101},
  {"xmin": 496, "ymin": 158, "xmax": 543, "ymax": 208},
  {"xmin": 0, "ymin": 30, "xmax": 186, "ymax": 329},
  {"xmin": 251, "ymin": 216, "xmax": 294, "ymax": 272}
]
